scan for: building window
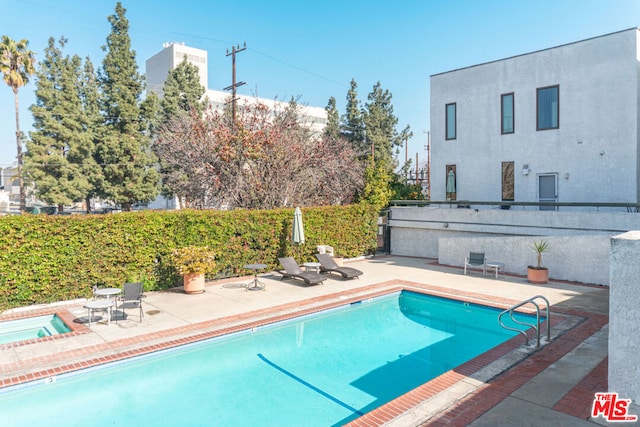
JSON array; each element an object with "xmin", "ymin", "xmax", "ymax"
[
  {"xmin": 446, "ymin": 165, "xmax": 456, "ymax": 200},
  {"xmin": 537, "ymin": 85, "xmax": 559, "ymax": 130},
  {"xmin": 502, "ymin": 161, "xmax": 514, "ymax": 201},
  {"xmin": 445, "ymin": 103, "xmax": 456, "ymax": 140},
  {"xmin": 501, "ymin": 93, "xmax": 514, "ymax": 134}
]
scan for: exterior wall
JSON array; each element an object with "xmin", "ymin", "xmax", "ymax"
[
  {"xmin": 437, "ymin": 235, "xmax": 610, "ymax": 285},
  {"xmin": 430, "ymin": 28, "xmax": 640, "ymax": 206},
  {"xmin": 1, "ymin": 166, "xmax": 36, "ymax": 208},
  {"xmin": 146, "ymin": 43, "xmax": 208, "ymax": 96},
  {"xmin": 144, "ymin": 195, "xmax": 178, "ymax": 210},
  {"xmin": 389, "ymin": 206, "xmax": 640, "ymax": 285},
  {"xmin": 145, "ymin": 44, "xmax": 327, "ymax": 133},
  {"xmin": 609, "ymin": 231, "xmax": 640, "ymax": 404},
  {"xmin": 206, "ymin": 90, "xmax": 327, "ymax": 134}
]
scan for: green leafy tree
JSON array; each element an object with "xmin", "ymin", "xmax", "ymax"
[
  {"xmin": 160, "ymin": 55, "xmax": 205, "ymax": 120},
  {"xmin": 341, "ymin": 79, "xmax": 365, "ymax": 153},
  {"xmin": 363, "ymin": 81, "xmax": 412, "ymax": 173},
  {"xmin": 334, "ymin": 80, "xmax": 412, "ymax": 208},
  {"xmin": 26, "ymin": 37, "xmax": 97, "ymax": 212},
  {"xmin": 359, "ymin": 159, "xmax": 393, "ymax": 211},
  {"xmin": 391, "ymin": 179, "xmax": 426, "ymax": 201},
  {"xmin": 141, "ymin": 90, "xmax": 161, "ymax": 136},
  {"xmin": 153, "ymin": 56, "xmax": 205, "ymax": 203},
  {"xmin": 79, "ymin": 56, "xmax": 105, "ymax": 212},
  {"xmin": 324, "ymin": 96, "xmax": 340, "ymax": 140},
  {"xmin": 96, "ymin": 2, "xmax": 159, "ymax": 210},
  {"xmin": 0, "ymin": 35, "xmax": 36, "ymax": 212}
]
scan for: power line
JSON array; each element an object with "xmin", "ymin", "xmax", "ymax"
[
  {"xmin": 171, "ymin": 31, "xmax": 346, "ymax": 88},
  {"xmin": 247, "ymin": 48, "xmax": 346, "ymax": 88}
]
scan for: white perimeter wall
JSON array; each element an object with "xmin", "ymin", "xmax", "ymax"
[
  {"xmin": 609, "ymin": 231, "xmax": 640, "ymax": 404},
  {"xmin": 389, "ymin": 206, "xmax": 640, "ymax": 285}
]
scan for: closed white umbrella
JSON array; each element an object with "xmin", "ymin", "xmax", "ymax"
[
  {"xmin": 292, "ymin": 207, "xmax": 305, "ymax": 261},
  {"xmin": 292, "ymin": 207, "xmax": 305, "ymax": 244}
]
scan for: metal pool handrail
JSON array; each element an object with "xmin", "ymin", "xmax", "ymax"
[{"xmin": 498, "ymin": 295, "xmax": 550, "ymax": 349}]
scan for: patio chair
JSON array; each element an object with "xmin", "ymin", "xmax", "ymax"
[
  {"xmin": 117, "ymin": 282, "xmax": 144, "ymax": 323},
  {"xmin": 464, "ymin": 252, "xmax": 487, "ymax": 276},
  {"xmin": 316, "ymin": 245, "xmax": 335, "ymax": 257},
  {"xmin": 315, "ymin": 253, "xmax": 363, "ymax": 279},
  {"xmin": 277, "ymin": 257, "xmax": 327, "ymax": 286}
]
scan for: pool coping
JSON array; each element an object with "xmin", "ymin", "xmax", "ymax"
[{"xmin": 0, "ymin": 279, "xmax": 607, "ymax": 425}]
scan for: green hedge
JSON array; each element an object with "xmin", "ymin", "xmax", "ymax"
[{"xmin": 0, "ymin": 204, "xmax": 378, "ymax": 310}]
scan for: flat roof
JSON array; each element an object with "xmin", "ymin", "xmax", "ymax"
[{"xmin": 430, "ymin": 27, "xmax": 638, "ymax": 78}]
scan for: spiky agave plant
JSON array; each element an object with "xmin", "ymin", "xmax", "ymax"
[{"xmin": 531, "ymin": 240, "xmax": 550, "ymax": 269}]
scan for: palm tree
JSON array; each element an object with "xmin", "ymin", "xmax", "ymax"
[{"xmin": 0, "ymin": 36, "xmax": 36, "ymax": 212}]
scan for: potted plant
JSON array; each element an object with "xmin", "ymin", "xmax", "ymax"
[
  {"xmin": 171, "ymin": 246, "xmax": 216, "ymax": 294},
  {"xmin": 527, "ymin": 240, "xmax": 550, "ymax": 284}
]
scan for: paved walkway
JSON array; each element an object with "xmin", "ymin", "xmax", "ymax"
[{"xmin": 1, "ymin": 256, "xmax": 633, "ymax": 426}]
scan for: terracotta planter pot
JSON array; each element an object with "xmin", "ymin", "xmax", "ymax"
[
  {"xmin": 183, "ymin": 272, "xmax": 205, "ymax": 294},
  {"xmin": 527, "ymin": 267, "xmax": 548, "ymax": 284}
]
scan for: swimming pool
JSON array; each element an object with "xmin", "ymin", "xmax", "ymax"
[
  {"xmin": 0, "ymin": 314, "xmax": 71, "ymax": 345},
  {"xmin": 0, "ymin": 291, "xmax": 536, "ymax": 426}
]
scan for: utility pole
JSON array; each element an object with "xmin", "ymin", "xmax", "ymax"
[
  {"xmin": 405, "ymin": 135, "xmax": 409, "ymax": 184},
  {"xmin": 224, "ymin": 42, "xmax": 247, "ymax": 126},
  {"xmin": 424, "ymin": 130, "xmax": 431, "ymax": 199}
]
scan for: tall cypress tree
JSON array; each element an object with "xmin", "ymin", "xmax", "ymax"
[
  {"xmin": 78, "ymin": 56, "xmax": 103, "ymax": 212},
  {"xmin": 152, "ymin": 56, "xmax": 205, "ymax": 203},
  {"xmin": 25, "ymin": 37, "xmax": 94, "ymax": 212},
  {"xmin": 341, "ymin": 79, "xmax": 365, "ymax": 153},
  {"xmin": 160, "ymin": 56, "xmax": 205, "ymax": 120},
  {"xmin": 96, "ymin": 2, "xmax": 158, "ymax": 210},
  {"xmin": 324, "ymin": 96, "xmax": 340, "ymax": 140},
  {"xmin": 363, "ymin": 81, "xmax": 412, "ymax": 173}
]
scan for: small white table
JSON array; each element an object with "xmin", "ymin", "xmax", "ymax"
[
  {"xmin": 303, "ymin": 262, "xmax": 322, "ymax": 274},
  {"xmin": 94, "ymin": 287, "xmax": 122, "ymax": 302},
  {"xmin": 486, "ymin": 261, "xmax": 506, "ymax": 279},
  {"xmin": 244, "ymin": 263, "xmax": 268, "ymax": 291},
  {"xmin": 84, "ymin": 299, "xmax": 114, "ymax": 327}
]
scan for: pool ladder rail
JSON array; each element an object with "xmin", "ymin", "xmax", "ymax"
[{"xmin": 498, "ymin": 295, "xmax": 550, "ymax": 349}]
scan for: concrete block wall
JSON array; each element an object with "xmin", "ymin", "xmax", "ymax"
[
  {"xmin": 388, "ymin": 206, "xmax": 640, "ymax": 286},
  {"xmin": 609, "ymin": 231, "xmax": 640, "ymax": 404},
  {"xmin": 437, "ymin": 235, "xmax": 611, "ymax": 285}
]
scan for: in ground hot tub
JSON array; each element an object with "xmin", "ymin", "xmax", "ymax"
[{"xmin": 0, "ymin": 314, "xmax": 72, "ymax": 345}]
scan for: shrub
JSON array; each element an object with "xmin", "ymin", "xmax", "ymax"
[
  {"xmin": 171, "ymin": 246, "xmax": 216, "ymax": 275},
  {"xmin": 0, "ymin": 204, "xmax": 378, "ymax": 310}
]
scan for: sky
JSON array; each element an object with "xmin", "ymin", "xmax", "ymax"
[{"xmin": 1, "ymin": 0, "xmax": 640, "ymax": 168}]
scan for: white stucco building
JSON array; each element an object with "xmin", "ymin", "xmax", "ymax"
[
  {"xmin": 145, "ymin": 43, "xmax": 327, "ymax": 134},
  {"xmin": 430, "ymin": 28, "xmax": 640, "ymax": 208},
  {"xmin": 146, "ymin": 42, "xmax": 209, "ymax": 95}
]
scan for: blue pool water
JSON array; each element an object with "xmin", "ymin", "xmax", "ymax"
[
  {"xmin": 0, "ymin": 314, "xmax": 71, "ymax": 345},
  {"xmin": 0, "ymin": 291, "xmax": 535, "ymax": 426}
]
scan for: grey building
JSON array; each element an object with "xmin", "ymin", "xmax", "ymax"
[{"xmin": 430, "ymin": 28, "xmax": 640, "ymax": 209}]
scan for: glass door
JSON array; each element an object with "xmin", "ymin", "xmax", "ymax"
[{"xmin": 538, "ymin": 174, "xmax": 557, "ymax": 211}]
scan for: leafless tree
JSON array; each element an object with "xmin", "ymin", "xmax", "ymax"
[{"xmin": 154, "ymin": 99, "xmax": 363, "ymax": 209}]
